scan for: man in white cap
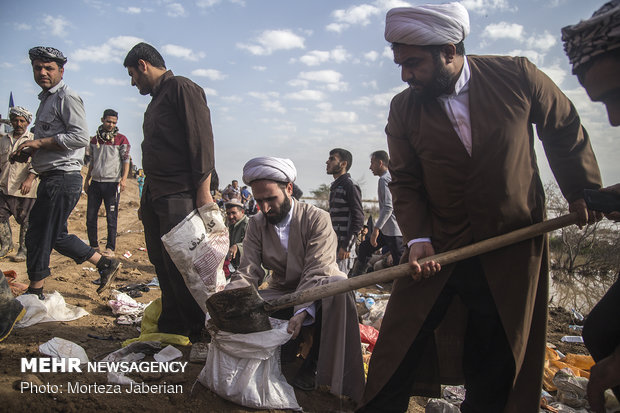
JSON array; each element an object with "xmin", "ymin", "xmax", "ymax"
[
  {"xmin": 563, "ymin": 3, "xmax": 620, "ymax": 411},
  {"xmin": 361, "ymin": 3, "xmax": 603, "ymax": 412},
  {"xmin": 227, "ymin": 156, "xmax": 364, "ymax": 403},
  {"xmin": 0, "ymin": 106, "xmax": 38, "ymax": 261}
]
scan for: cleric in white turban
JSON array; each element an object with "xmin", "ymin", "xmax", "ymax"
[
  {"xmin": 385, "ymin": 2, "xmax": 470, "ymax": 46},
  {"xmin": 242, "ymin": 156, "xmax": 297, "ymax": 185}
]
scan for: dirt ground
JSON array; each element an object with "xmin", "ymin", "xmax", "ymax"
[{"xmin": 0, "ymin": 172, "xmax": 587, "ymax": 413}]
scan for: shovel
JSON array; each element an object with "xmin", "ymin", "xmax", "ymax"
[{"xmin": 207, "ymin": 212, "xmax": 582, "ymax": 334}]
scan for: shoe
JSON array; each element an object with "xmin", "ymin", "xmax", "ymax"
[
  {"xmin": 96, "ymin": 258, "xmax": 121, "ymax": 294},
  {"xmin": 101, "ymin": 248, "xmax": 115, "ymax": 258},
  {"xmin": 292, "ymin": 364, "xmax": 317, "ymax": 391},
  {"xmin": 10, "ymin": 223, "xmax": 27, "ymax": 262},
  {"xmin": 0, "ymin": 221, "xmax": 13, "ymax": 259},
  {"xmin": 25, "ymin": 286, "xmax": 45, "ymax": 300}
]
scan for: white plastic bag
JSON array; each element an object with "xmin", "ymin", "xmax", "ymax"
[
  {"xmin": 162, "ymin": 202, "xmax": 229, "ymax": 313},
  {"xmin": 39, "ymin": 337, "xmax": 89, "ymax": 364},
  {"xmin": 198, "ymin": 320, "xmax": 301, "ymax": 410},
  {"xmin": 16, "ymin": 291, "xmax": 89, "ymax": 327}
]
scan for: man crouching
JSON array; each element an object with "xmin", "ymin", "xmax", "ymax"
[{"xmin": 226, "ymin": 156, "xmax": 364, "ymax": 403}]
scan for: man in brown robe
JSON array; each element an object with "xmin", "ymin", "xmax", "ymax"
[
  {"xmin": 227, "ymin": 156, "xmax": 365, "ymax": 403},
  {"xmin": 361, "ymin": 3, "xmax": 602, "ymax": 412}
]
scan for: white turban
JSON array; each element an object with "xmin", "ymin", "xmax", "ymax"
[
  {"xmin": 385, "ymin": 3, "xmax": 470, "ymax": 46},
  {"xmin": 242, "ymin": 157, "xmax": 297, "ymax": 185}
]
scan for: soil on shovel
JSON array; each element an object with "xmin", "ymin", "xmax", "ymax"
[{"xmin": 0, "ymin": 171, "xmax": 590, "ymax": 412}]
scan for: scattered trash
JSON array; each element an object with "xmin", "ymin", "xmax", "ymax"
[
  {"xmin": 364, "ymin": 297, "xmax": 375, "ymax": 310},
  {"xmin": 425, "ymin": 398, "xmax": 460, "ymax": 412},
  {"xmin": 568, "ymin": 325, "xmax": 583, "ymax": 332},
  {"xmin": 123, "ymin": 251, "xmax": 133, "ymax": 259},
  {"xmin": 118, "ymin": 283, "xmax": 150, "ymax": 298},
  {"xmin": 82, "ymin": 267, "xmax": 97, "ymax": 272},
  {"xmin": 570, "ymin": 309, "xmax": 584, "ymax": 323},
  {"xmin": 101, "ymin": 341, "xmax": 160, "ymax": 385},
  {"xmin": 359, "ymin": 324, "xmax": 379, "ymax": 352},
  {"xmin": 560, "ymin": 336, "xmax": 584, "ymax": 343},
  {"xmin": 190, "ymin": 342, "xmax": 209, "ymax": 363},
  {"xmin": 123, "ymin": 298, "xmax": 191, "ymax": 347},
  {"xmin": 553, "ymin": 368, "xmax": 588, "ymax": 409},
  {"xmin": 154, "ymin": 345, "xmax": 182, "ymax": 362},
  {"xmin": 108, "ymin": 291, "xmax": 150, "ymax": 317},
  {"xmin": 138, "ymin": 247, "xmax": 147, "ymax": 251},
  {"xmin": 146, "ymin": 277, "xmax": 160, "ymax": 287},
  {"xmin": 442, "ymin": 385, "xmax": 465, "ymax": 405},
  {"xmin": 16, "ymin": 291, "xmax": 89, "ymax": 327},
  {"xmin": 39, "ymin": 337, "xmax": 89, "ymax": 364}
]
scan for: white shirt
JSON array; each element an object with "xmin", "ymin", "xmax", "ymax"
[
  {"xmin": 408, "ymin": 56, "xmax": 472, "ymax": 249},
  {"xmin": 272, "ymin": 199, "xmax": 316, "ymax": 324}
]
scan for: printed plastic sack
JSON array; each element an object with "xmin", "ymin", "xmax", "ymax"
[
  {"xmin": 198, "ymin": 320, "xmax": 301, "ymax": 410},
  {"xmin": 162, "ymin": 202, "xmax": 229, "ymax": 313},
  {"xmin": 359, "ymin": 323, "xmax": 379, "ymax": 352}
]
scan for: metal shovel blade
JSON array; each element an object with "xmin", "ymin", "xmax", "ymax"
[{"xmin": 206, "ymin": 285, "xmax": 272, "ymax": 333}]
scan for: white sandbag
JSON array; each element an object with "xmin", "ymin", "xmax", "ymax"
[
  {"xmin": 16, "ymin": 291, "xmax": 89, "ymax": 327},
  {"xmin": 162, "ymin": 202, "xmax": 228, "ymax": 313},
  {"xmin": 39, "ymin": 337, "xmax": 89, "ymax": 364},
  {"xmin": 198, "ymin": 321, "xmax": 301, "ymax": 410}
]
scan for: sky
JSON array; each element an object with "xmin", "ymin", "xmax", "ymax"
[{"xmin": 1, "ymin": 0, "xmax": 618, "ymax": 200}]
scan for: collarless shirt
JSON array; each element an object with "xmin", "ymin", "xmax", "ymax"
[
  {"xmin": 436, "ymin": 55, "xmax": 472, "ymax": 156},
  {"xmin": 273, "ymin": 199, "xmax": 295, "ymax": 251}
]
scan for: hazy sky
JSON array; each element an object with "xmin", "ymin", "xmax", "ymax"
[{"xmin": 1, "ymin": 0, "xmax": 617, "ymax": 199}]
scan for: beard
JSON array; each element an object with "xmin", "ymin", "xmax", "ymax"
[
  {"xmin": 410, "ymin": 60, "xmax": 454, "ymax": 102},
  {"xmin": 265, "ymin": 195, "xmax": 292, "ymax": 225}
]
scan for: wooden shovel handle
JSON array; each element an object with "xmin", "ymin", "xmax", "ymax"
[{"xmin": 265, "ymin": 213, "xmax": 578, "ymax": 312}]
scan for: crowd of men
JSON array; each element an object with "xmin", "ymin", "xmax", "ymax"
[{"xmin": 0, "ymin": 1, "xmax": 619, "ymax": 412}]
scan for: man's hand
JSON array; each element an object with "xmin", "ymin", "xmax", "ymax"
[
  {"xmin": 287, "ymin": 311, "xmax": 307, "ymax": 340},
  {"xmin": 586, "ymin": 350, "xmax": 620, "ymax": 413},
  {"xmin": 20, "ymin": 174, "xmax": 35, "ymax": 195},
  {"xmin": 228, "ymin": 244, "xmax": 238, "ymax": 259},
  {"xmin": 408, "ymin": 241, "xmax": 441, "ymax": 281},
  {"xmin": 601, "ymin": 183, "xmax": 620, "ymax": 222},
  {"xmin": 338, "ymin": 247, "xmax": 350, "ymax": 260},
  {"xmin": 10, "ymin": 141, "xmax": 38, "ymax": 163},
  {"xmin": 119, "ymin": 178, "xmax": 127, "ymax": 192},
  {"xmin": 569, "ymin": 198, "xmax": 603, "ymax": 229},
  {"xmin": 83, "ymin": 177, "xmax": 90, "ymax": 192},
  {"xmin": 370, "ymin": 228, "xmax": 380, "ymax": 247}
]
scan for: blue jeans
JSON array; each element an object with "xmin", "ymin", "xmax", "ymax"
[
  {"xmin": 26, "ymin": 172, "xmax": 95, "ymax": 282},
  {"xmin": 86, "ymin": 181, "xmax": 119, "ymax": 251}
]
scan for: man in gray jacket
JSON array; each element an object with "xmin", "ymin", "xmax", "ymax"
[
  {"xmin": 351, "ymin": 150, "xmax": 403, "ymax": 276},
  {"xmin": 12, "ymin": 46, "xmax": 121, "ymax": 299}
]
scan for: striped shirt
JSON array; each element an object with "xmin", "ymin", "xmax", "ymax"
[
  {"xmin": 329, "ymin": 173, "xmax": 364, "ymax": 252},
  {"xmin": 87, "ymin": 133, "xmax": 131, "ymax": 182}
]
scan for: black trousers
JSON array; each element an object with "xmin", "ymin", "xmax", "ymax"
[
  {"xmin": 86, "ymin": 181, "xmax": 120, "ymax": 251},
  {"xmin": 141, "ymin": 188, "xmax": 204, "ymax": 338},
  {"xmin": 356, "ymin": 232, "xmax": 404, "ymax": 275},
  {"xmin": 363, "ymin": 258, "xmax": 515, "ymax": 413},
  {"xmin": 583, "ymin": 278, "xmax": 620, "ymax": 401}
]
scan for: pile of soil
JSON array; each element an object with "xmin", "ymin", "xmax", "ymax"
[{"xmin": 0, "ymin": 172, "xmax": 588, "ymax": 412}]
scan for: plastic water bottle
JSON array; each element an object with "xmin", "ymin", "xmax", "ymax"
[{"xmin": 365, "ymin": 297, "xmax": 375, "ymax": 310}]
